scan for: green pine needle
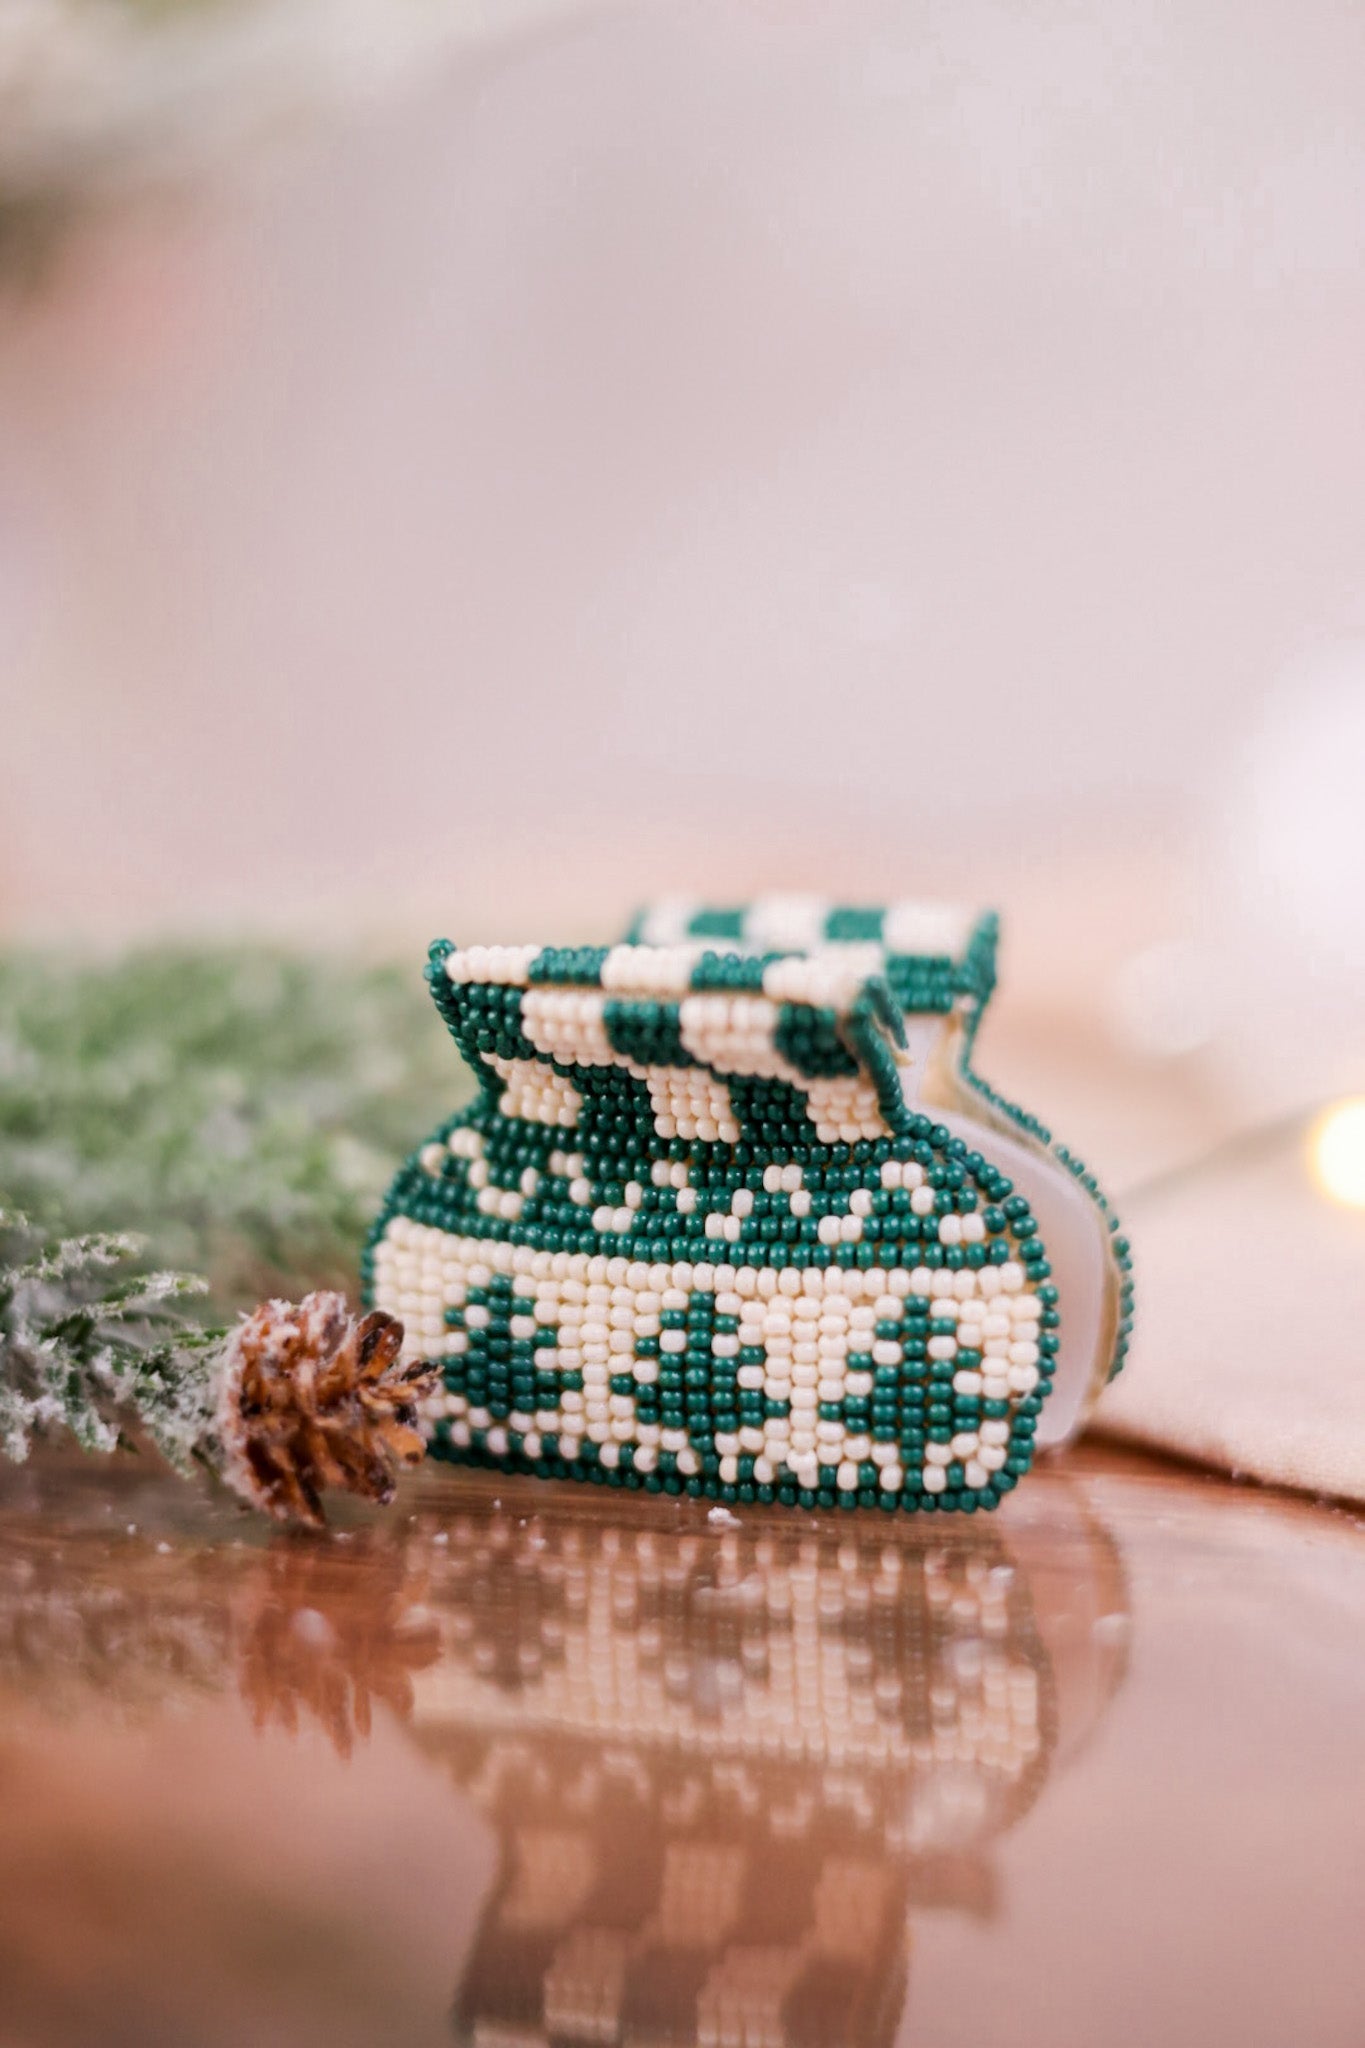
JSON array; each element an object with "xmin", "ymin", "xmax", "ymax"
[
  {"xmin": 0, "ymin": 945, "xmax": 462, "ymax": 1471},
  {"xmin": 0, "ymin": 946, "xmax": 462, "ymax": 1312},
  {"xmin": 0, "ymin": 1207, "xmax": 218, "ymax": 1466}
]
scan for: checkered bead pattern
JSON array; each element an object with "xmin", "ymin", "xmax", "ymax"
[{"xmin": 365, "ymin": 901, "xmax": 1131, "ymax": 1510}]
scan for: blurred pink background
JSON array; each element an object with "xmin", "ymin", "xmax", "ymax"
[{"xmin": 3, "ymin": 0, "xmax": 1365, "ymax": 1104}]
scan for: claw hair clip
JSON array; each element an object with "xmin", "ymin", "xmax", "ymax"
[{"xmin": 366, "ymin": 900, "xmax": 1132, "ymax": 1511}]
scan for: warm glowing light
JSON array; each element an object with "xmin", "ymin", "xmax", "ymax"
[{"xmin": 1310, "ymin": 1099, "xmax": 1365, "ymax": 1209}]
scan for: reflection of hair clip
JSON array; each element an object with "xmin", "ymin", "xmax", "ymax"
[
  {"xmin": 367, "ymin": 900, "xmax": 1133, "ymax": 1510},
  {"xmin": 405, "ymin": 1472, "xmax": 1129, "ymax": 2048}
]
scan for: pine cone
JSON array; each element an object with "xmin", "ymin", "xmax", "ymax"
[{"xmin": 216, "ymin": 1293, "xmax": 435, "ymax": 1528}]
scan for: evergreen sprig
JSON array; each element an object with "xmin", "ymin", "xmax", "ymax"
[
  {"xmin": 0, "ymin": 946, "xmax": 460, "ymax": 1513},
  {"xmin": 0, "ymin": 1207, "xmax": 219, "ymax": 1467},
  {"xmin": 0, "ymin": 947, "xmax": 460, "ymax": 1312}
]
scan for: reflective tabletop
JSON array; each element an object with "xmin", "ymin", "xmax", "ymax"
[{"xmin": 0, "ymin": 1444, "xmax": 1361, "ymax": 2048}]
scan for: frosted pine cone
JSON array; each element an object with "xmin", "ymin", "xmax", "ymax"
[{"xmin": 216, "ymin": 1292, "xmax": 434, "ymax": 1528}]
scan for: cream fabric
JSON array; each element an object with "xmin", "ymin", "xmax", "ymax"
[{"xmin": 1093, "ymin": 1145, "xmax": 1365, "ymax": 1505}]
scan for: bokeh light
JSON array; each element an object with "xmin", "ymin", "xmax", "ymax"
[{"xmin": 1309, "ymin": 1099, "xmax": 1365, "ymax": 1210}]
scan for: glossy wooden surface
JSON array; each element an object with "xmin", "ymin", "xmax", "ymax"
[{"xmin": 0, "ymin": 1443, "xmax": 1362, "ymax": 2048}]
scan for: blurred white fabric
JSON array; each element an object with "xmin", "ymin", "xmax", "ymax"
[{"xmin": 1097, "ymin": 1140, "xmax": 1365, "ymax": 1506}]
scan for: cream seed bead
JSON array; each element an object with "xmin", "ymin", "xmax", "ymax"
[
  {"xmin": 377, "ymin": 1158, "xmax": 1049, "ymax": 1510},
  {"xmin": 911, "ymin": 1185, "xmax": 936, "ymax": 1216},
  {"xmin": 444, "ymin": 943, "xmax": 538, "ymax": 986}
]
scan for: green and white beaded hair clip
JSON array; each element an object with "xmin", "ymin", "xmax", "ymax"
[{"xmin": 365, "ymin": 899, "xmax": 1132, "ymax": 1513}]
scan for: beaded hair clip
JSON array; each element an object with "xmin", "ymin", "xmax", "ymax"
[{"xmin": 365, "ymin": 900, "xmax": 1132, "ymax": 1511}]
